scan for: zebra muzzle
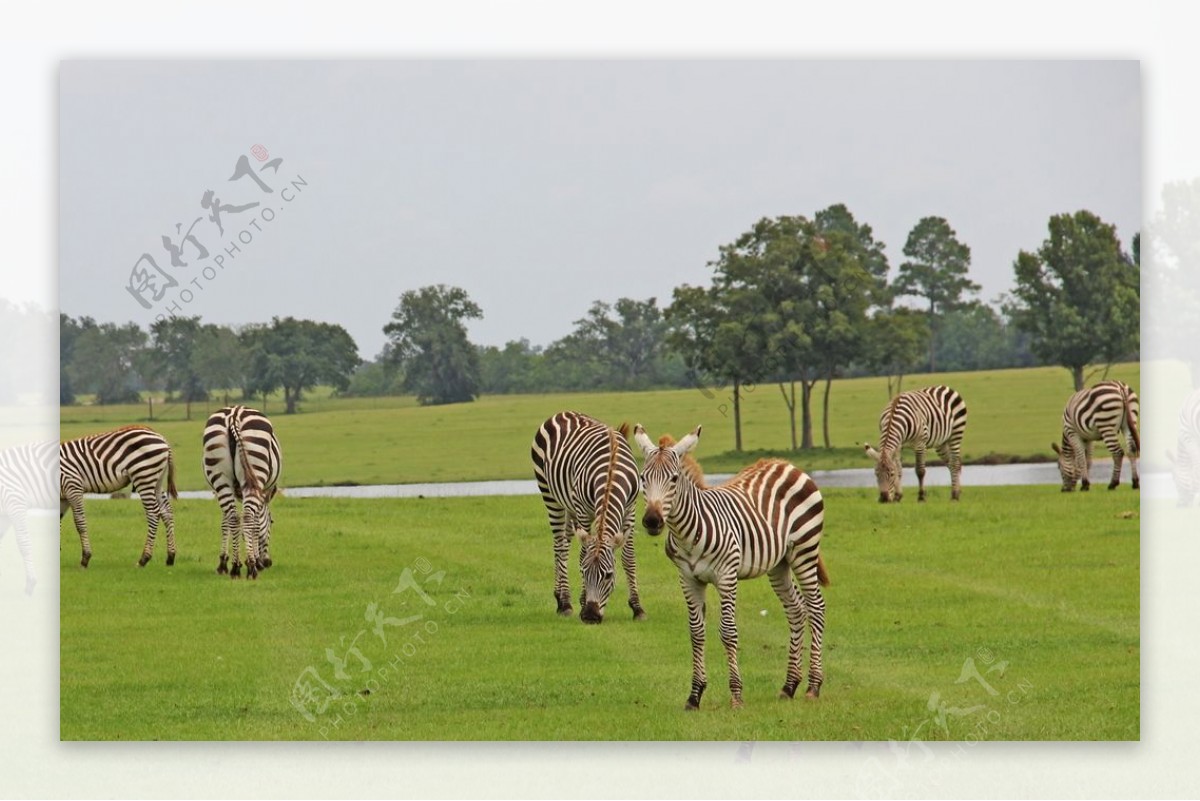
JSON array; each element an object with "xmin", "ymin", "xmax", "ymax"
[{"xmin": 580, "ymin": 602, "xmax": 604, "ymax": 624}]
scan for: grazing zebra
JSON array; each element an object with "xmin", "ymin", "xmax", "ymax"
[
  {"xmin": 59, "ymin": 426, "xmax": 178, "ymax": 568},
  {"xmin": 863, "ymin": 385, "xmax": 968, "ymax": 503},
  {"xmin": 1052, "ymin": 380, "xmax": 1140, "ymax": 492},
  {"xmin": 203, "ymin": 405, "xmax": 282, "ymax": 579},
  {"xmin": 1167, "ymin": 388, "xmax": 1200, "ymax": 506},
  {"xmin": 634, "ymin": 424, "xmax": 829, "ymax": 709},
  {"xmin": 531, "ymin": 411, "xmax": 643, "ymax": 623},
  {"xmin": 0, "ymin": 441, "xmax": 57, "ymax": 594}
]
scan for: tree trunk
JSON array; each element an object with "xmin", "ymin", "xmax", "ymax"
[
  {"xmin": 800, "ymin": 380, "xmax": 815, "ymax": 450},
  {"xmin": 285, "ymin": 386, "xmax": 297, "ymax": 414},
  {"xmin": 1071, "ymin": 365, "xmax": 1085, "ymax": 391},
  {"xmin": 778, "ymin": 381, "xmax": 798, "ymax": 451},
  {"xmin": 185, "ymin": 397, "xmax": 191, "ymax": 421},
  {"xmin": 822, "ymin": 371, "xmax": 834, "ymax": 449},
  {"xmin": 733, "ymin": 379, "xmax": 743, "ymax": 452}
]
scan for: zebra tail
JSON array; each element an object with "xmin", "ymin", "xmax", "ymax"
[
  {"xmin": 167, "ymin": 451, "xmax": 179, "ymax": 499},
  {"xmin": 230, "ymin": 413, "xmax": 262, "ymax": 494},
  {"xmin": 817, "ymin": 553, "xmax": 830, "ymax": 587},
  {"xmin": 1121, "ymin": 384, "xmax": 1142, "ymax": 454}
]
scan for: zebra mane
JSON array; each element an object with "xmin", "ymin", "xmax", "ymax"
[
  {"xmin": 881, "ymin": 394, "xmax": 903, "ymax": 452},
  {"xmin": 656, "ymin": 434, "xmax": 707, "ymax": 489},
  {"xmin": 592, "ymin": 423, "xmax": 629, "ymax": 548}
]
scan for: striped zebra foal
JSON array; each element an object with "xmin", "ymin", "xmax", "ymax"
[
  {"xmin": 0, "ymin": 441, "xmax": 57, "ymax": 593},
  {"xmin": 1052, "ymin": 380, "xmax": 1140, "ymax": 492},
  {"xmin": 863, "ymin": 385, "xmax": 968, "ymax": 503},
  {"xmin": 634, "ymin": 424, "xmax": 829, "ymax": 709},
  {"xmin": 1167, "ymin": 388, "xmax": 1200, "ymax": 506},
  {"xmin": 531, "ymin": 411, "xmax": 644, "ymax": 623},
  {"xmin": 59, "ymin": 426, "xmax": 178, "ymax": 568},
  {"xmin": 203, "ymin": 405, "xmax": 282, "ymax": 579}
]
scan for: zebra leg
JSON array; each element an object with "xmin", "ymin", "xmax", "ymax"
[
  {"xmin": 621, "ymin": 525, "xmax": 646, "ymax": 620},
  {"xmin": 67, "ymin": 492, "xmax": 92, "ymax": 568},
  {"xmin": 914, "ymin": 447, "xmax": 927, "ymax": 502},
  {"xmin": 679, "ymin": 573, "xmax": 708, "ymax": 711},
  {"xmin": 715, "ymin": 573, "xmax": 744, "ymax": 709},
  {"xmin": 795, "ymin": 562, "xmax": 827, "ymax": 698},
  {"xmin": 217, "ymin": 496, "xmax": 238, "ymax": 575},
  {"xmin": 135, "ymin": 478, "xmax": 161, "ymax": 567},
  {"xmin": 1081, "ymin": 441, "xmax": 1093, "ymax": 491},
  {"xmin": 938, "ymin": 443, "xmax": 963, "ymax": 501},
  {"xmin": 8, "ymin": 507, "xmax": 36, "ymax": 595},
  {"xmin": 553, "ymin": 527, "xmax": 572, "ymax": 616},
  {"xmin": 230, "ymin": 515, "xmax": 242, "ymax": 579},
  {"xmin": 161, "ymin": 493, "xmax": 177, "ymax": 566},
  {"xmin": 768, "ymin": 563, "xmax": 805, "ymax": 700}
]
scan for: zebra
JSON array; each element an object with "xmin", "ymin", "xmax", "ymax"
[
  {"xmin": 863, "ymin": 385, "xmax": 968, "ymax": 503},
  {"xmin": 1052, "ymin": 380, "xmax": 1140, "ymax": 492},
  {"xmin": 203, "ymin": 405, "xmax": 282, "ymax": 579},
  {"xmin": 0, "ymin": 441, "xmax": 57, "ymax": 594},
  {"xmin": 634, "ymin": 424, "xmax": 829, "ymax": 709},
  {"xmin": 1167, "ymin": 388, "xmax": 1200, "ymax": 506},
  {"xmin": 59, "ymin": 426, "xmax": 178, "ymax": 568},
  {"xmin": 531, "ymin": 411, "xmax": 643, "ymax": 624}
]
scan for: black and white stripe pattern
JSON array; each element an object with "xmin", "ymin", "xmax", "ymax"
[
  {"xmin": 635, "ymin": 424, "xmax": 828, "ymax": 709},
  {"xmin": 1168, "ymin": 388, "xmax": 1200, "ymax": 506},
  {"xmin": 59, "ymin": 426, "xmax": 178, "ymax": 568},
  {"xmin": 863, "ymin": 385, "xmax": 968, "ymax": 502},
  {"xmin": 1052, "ymin": 380, "xmax": 1140, "ymax": 492},
  {"xmin": 0, "ymin": 441, "xmax": 57, "ymax": 593},
  {"xmin": 203, "ymin": 405, "xmax": 282, "ymax": 579},
  {"xmin": 531, "ymin": 411, "xmax": 642, "ymax": 623}
]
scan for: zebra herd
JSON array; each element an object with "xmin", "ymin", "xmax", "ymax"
[
  {"xmin": 533, "ymin": 379, "xmax": 1141, "ymax": 710},
  {"xmin": 52, "ymin": 379, "xmax": 1142, "ymax": 708},
  {"xmin": 57, "ymin": 405, "xmax": 281, "ymax": 578}
]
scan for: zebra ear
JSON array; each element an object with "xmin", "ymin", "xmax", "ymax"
[
  {"xmin": 632, "ymin": 424, "xmax": 655, "ymax": 457},
  {"xmin": 863, "ymin": 443, "xmax": 881, "ymax": 462},
  {"xmin": 1051, "ymin": 442, "xmax": 1061, "ymax": 455},
  {"xmin": 672, "ymin": 426, "xmax": 701, "ymax": 456}
]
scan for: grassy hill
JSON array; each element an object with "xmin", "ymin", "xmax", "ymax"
[{"xmin": 59, "ymin": 362, "xmax": 1141, "ymax": 490}]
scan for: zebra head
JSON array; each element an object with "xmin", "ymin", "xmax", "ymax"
[
  {"xmin": 863, "ymin": 443, "xmax": 902, "ymax": 502},
  {"xmin": 633, "ymin": 423, "xmax": 701, "ymax": 535},
  {"xmin": 575, "ymin": 522, "xmax": 625, "ymax": 624},
  {"xmin": 1050, "ymin": 440, "xmax": 1084, "ymax": 491}
]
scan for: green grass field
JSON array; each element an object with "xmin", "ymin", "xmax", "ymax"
[
  {"xmin": 59, "ymin": 486, "xmax": 1139, "ymax": 741},
  {"xmin": 58, "ymin": 363, "xmax": 1141, "ymax": 490}
]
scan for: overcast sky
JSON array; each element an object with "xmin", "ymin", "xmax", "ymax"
[{"xmin": 59, "ymin": 60, "xmax": 1139, "ymax": 360}]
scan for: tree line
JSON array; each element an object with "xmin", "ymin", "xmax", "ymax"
[{"xmin": 63, "ymin": 205, "xmax": 1138, "ymax": 450}]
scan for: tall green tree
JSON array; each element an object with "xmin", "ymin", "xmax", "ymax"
[
  {"xmin": 246, "ymin": 316, "xmax": 361, "ymax": 413},
  {"xmin": 148, "ymin": 316, "xmax": 208, "ymax": 419},
  {"xmin": 383, "ymin": 285, "xmax": 483, "ymax": 406},
  {"xmin": 895, "ymin": 216, "xmax": 978, "ymax": 372},
  {"xmin": 59, "ymin": 314, "xmax": 94, "ymax": 405},
  {"xmin": 666, "ymin": 282, "xmax": 771, "ymax": 452},
  {"xmin": 1008, "ymin": 210, "xmax": 1140, "ymax": 390},
  {"xmin": 860, "ymin": 307, "xmax": 929, "ymax": 397},
  {"xmin": 67, "ymin": 321, "xmax": 147, "ymax": 405},
  {"xmin": 192, "ymin": 323, "xmax": 251, "ymax": 405}
]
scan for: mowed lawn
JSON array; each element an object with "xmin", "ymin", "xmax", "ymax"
[
  {"xmin": 58, "ymin": 363, "xmax": 1141, "ymax": 490},
  {"xmin": 60, "ymin": 486, "xmax": 1139, "ymax": 741}
]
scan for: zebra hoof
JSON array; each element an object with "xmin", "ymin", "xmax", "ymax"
[
  {"xmin": 261, "ymin": 557, "xmax": 273, "ymax": 569},
  {"xmin": 684, "ymin": 700, "xmax": 700, "ymax": 712},
  {"xmin": 80, "ymin": 553, "xmax": 91, "ymax": 568},
  {"xmin": 730, "ymin": 698, "xmax": 745, "ymax": 710},
  {"xmin": 780, "ymin": 683, "xmax": 798, "ymax": 700},
  {"xmin": 805, "ymin": 687, "xmax": 821, "ymax": 699},
  {"xmin": 632, "ymin": 609, "xmax": 647, "ymax": 621},
  {"xmin": 1108, "ymin": 482, "xmax": 1119, "ymax": 490},
  {"xmin": 230, "ymin": 564, "xmax": 242, "ymax": 579},
  {"xmin": 166, "ymin": 553, "xmax": 176, "ymax": 567},
  {"xmin": 1132, "ymin": 480, "xmax": 1140, "ymax": 490},
  {"xmin": 138, "ymin": 554, "xmax": 150, "ymax": 567},
  {"xmin": 216, "ymin": 564, "xmax": 228, "ymax": 575}
]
